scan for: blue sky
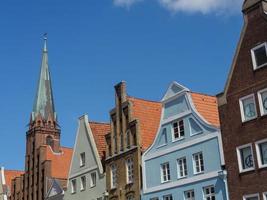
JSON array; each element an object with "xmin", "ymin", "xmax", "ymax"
[{"xmin": 0, "ymin": 0, "xmax": 243, "ymax": 170}]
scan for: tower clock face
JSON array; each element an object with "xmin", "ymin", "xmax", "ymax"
[{"xmin": 244, "ymin": 103, "xmax": 255, "ymax": 118}]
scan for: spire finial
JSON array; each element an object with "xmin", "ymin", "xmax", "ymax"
[{"xmin": 43, "ymin": 33, "xmax": 48, "ymax": 52}]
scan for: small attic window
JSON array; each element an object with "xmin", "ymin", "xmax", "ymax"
[{"xmin": 251, "ymin": 42, "xmax": 267, "ymax": 70}]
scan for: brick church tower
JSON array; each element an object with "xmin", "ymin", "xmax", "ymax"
[{"xmin": 10, "ymin": 37, "xmax": 72, "ymax": 200}]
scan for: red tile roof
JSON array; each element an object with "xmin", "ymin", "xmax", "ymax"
[
  {"xmin": 4, "ymin": 170, "xmax": 24, "ymax": 190},
  {"xmin": 128, "ymin": 97, "xmax": 162, "ymax": 151},
  {"xmin": 190, "ymin": 92, "xmax": 220, "ymax": 127},
  {"xmin": 89, "ymin": 122, "xmax": 111, "ymax": 159},
  {"xmin": 45, "ymin": 146, "xmax": 73, "ymax": 180}
]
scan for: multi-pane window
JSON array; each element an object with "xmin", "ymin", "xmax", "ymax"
[
  {"xmin": 80, "ymin": 152, "xmax": 85, "ymax": 167},
  {"xmin": 90, "ymin": 172, "xmax": 96, "ymax": 187},
  {"xmin": 184, "ymin": 190, "xmax": 195, "ymax": 200},
  {"xmin": 193, "ymin": 152, "xmax": 204, "ymax": 174},
  {"xmin": 161, "ymin": 162, "xmax": 170, "ymax": 183},
  {"xmin": 163, "ymin": 195, "xmax": 173, "ymax": 200},
  {"xmin": 111, "ymin": 164, "xmax": 117, "ymax": 189},
  {"xmin": 203, "ymin": 186, "xmax": 215, "ymax": 200},
  {"xmin": 251, "ymin": 42, "xmax": 267, "ymax": 70},
  {"xmin": 239, "ymin": 94, "xmax": 257, "ymax": 122},
  {"xmin": 256, "ymin": 139, "xmax": 267, "ymax": 168},
  {"xmin": 243, "ymin": 194, "xmax": 259, "ymax": 200},
  {"xmin": 71, "ymin": 179, "xmax": 77, "ymax": 194},
  {"xmin": 237, "ymin": 144, "xmax": 254, "ymax": 172},
  {"xmin": 258, "ymin": 88, "xmax": 267, "ymax": 116},
  {"xmin": 177, "ymin": 157, "xmax": 187, "ymax": 178},
  {"xmin": 126, "ymin": 158, "xmax": 134, "ymax": 184},
  {"xmin": 80, "ymin": 176, "xmax": 86, "ymax": 191},
  {"xmin": 173, "ymin": 120, "xmax": 185, "ymax": 140}
]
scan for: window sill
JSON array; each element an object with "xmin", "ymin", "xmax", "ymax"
[
  {"xmin": 193, "ymin": 171, "xmax": 204, "ymax": 176},
  {"xmin": 80, "ymin": 189, "xmax": 85, "ymax": 192},
  {"xmin": 172, "ymin": 137, "xmax": 185, "ymax": 143},
  {"xmin": 253, "ymin": 63, "xmax": 267, "ymax": 71},
  {"xmin": 239, "ymin": 167, "xmax": 255, "ymax": 174},
  {"xmin": 241, "ymin": 116, "xmax": 257, "ymax": 124},
  {"xmin": 90, "ymin": 185, "xmax": 96, "ymax": 188},
  {"xmin": 258, "ymin": 164, "xmax": 267, "ymax": 169},
  {"xmin": 161, "ymin": 180, "xmax": 171, "ymax": 184},
  {"xmin": 177, "ymin": 176, "xmax": 187, "ymax": 180}
]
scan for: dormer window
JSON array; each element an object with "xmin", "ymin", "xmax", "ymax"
[
  {"xmin": 172, "ymin": 120, "xmax": 185, "ymax": 141},
  {"xmin": 251, "ymin": 42, "xmax": 267, "ymax": 70}
]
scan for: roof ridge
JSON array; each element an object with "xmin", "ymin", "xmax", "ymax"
[
  {"xmin": 89, "ymin": 121, "xmax": 110, "ymax": 125},
  {"xmin": 4, "ymin": 169, "xmax": 24, "ymax": 173},
  {"xmin": 127, "ymin": 96, "xmax": 160, "ymax": 104},
  {"xmin": 190, "ymin": 91, "xmax": 216, "ymax": 98}
]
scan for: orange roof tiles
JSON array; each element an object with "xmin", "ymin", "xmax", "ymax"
[
  {"xmin": 45, "ymin": 146, "xmax": 73, "ymax": 180},
  {"xmin": 128, "ymin": 97, "xmax": 162, "ymax": 151},
  {"xmin": 190, "ymin": 92, "xmax": 220, "ymax": 127},
  {"xmin": 4, "ymin": 170, "xmax": 24, "ymax": 190},
  {"xmin": 89, "ymin": 122, "xmax": 111, "ymax": 159}
]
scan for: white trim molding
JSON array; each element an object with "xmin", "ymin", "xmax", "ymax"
[
  {"xmin": 239, "ymin": 94, "xmax": 258, "ymax": 123},
  {"xmin": 236, "ymin": 143, "xmax": 255, "ymax": 173},
  {"xmin": 243, "ymin": 193, "xmax": 260, "ymax": 200},
  {"xmin": 255, "ymin": 138, "xmax": 267, "ymax": 169},
  {"xmin": 251, "ymin": 42, "xmax": 267, "ymax": 70},
  {"xmin": 257, "ymin": 88, "xmax": 267, "ymax": 116}
]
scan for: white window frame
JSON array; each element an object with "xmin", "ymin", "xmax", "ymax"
[
  {"xmin": 90, "ymin": 172, "xmax": 96, "ymax": 188},
  {"xmin": 80, "ymin": 152, "xmax": 85, "ymax": 167},
  {"xmin": 161, "ymin": 162, "xmax": 170, "ymax": 183},
  {"xmin": 177, "ymin": 157, "xmax": 187, "ymax": 179},
  {"xmin": 203, "ymin": 185, "xmax": 215, "ymax": 200},
  {"xmin": 71, "ymin": 179, "xmax": 77, "ymax": 194},
  {"xmin": 255, "ymin": 138, "xmax": 267, "ymax": 169},
  {"xmin": 126, "ymin": 158, "xmax": 134, "ymax": 184},
  {"xmin": 163, "ymin": 194, "xmax": 173, "ymax": 200},
  {"xmin": 172, "ymin": 120, "xmax": 185, "ymax": 142},
  {"xmin": 263, "ymin": 192, "xmax": 267, "ymax": 200},
  {"xmin": 236, "ymin": 143, "xmax": 255, "ymax": 173},
  {"xmin": 80, "ymin": 176, "xmax": 86, "ymax": 191},
  {"xmin": 184, "ymin": 190, "xmax": 195, "ymax": 200},
  {"xmin": 257, "ymin": 88, "xmax": 267, "ymax": 116},
  {"xmin": 243, "ymin": 193, "xmax": 260, "ymax": 200},
  {"xmin": 239, "ymin": 94, "xmax": 257, "ymax": 122},
  {"xmin": 110, "ymin": 164, "xmax": 117, "ymax": 189},
  {"xmin": 251, "ymin": 42, "xmax": 267, "ymax": 70},
  {"xmin": 193, "ymin": 152, "xmax": 204, "ymax": 174}
]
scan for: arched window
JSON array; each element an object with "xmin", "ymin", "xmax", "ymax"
[{"xmin": 46, "ymin": 136, "xmax": 53, "ymax": 147}]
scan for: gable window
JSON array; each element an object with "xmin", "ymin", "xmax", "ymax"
[
  {"xmin": 251, "ymin": 42, "xmax": 267, "ymax": 70},
  {"xmin": 203, "ymin": 186, "xmax": 215, "ymax": 200},
  {"xmin": 243, "ymin": 194, "xmax": 259, "ymax": 200},
  {"xmin": 80, "ymin": 176, "xmax": 86, "ymax": 191},
  {"xmin": 71, "ymin": 179, "xmax": 77, "ymax": 194},
  {"xmin": 258, "ymin": 88, "xmax": 267, "ymax": 116},
  {"xmin": 236, "ymin": 144, "xmax": 255, "ymax": 173},
  {"xmin": 193, "ymin": 152, "xmax": 204, "ymax": 174},
  {"xmin": 126, "ymin": 158, "xmax": 134, "ymax": 184},
  {"xmin": 80, "ymin": 152, "xmax": 85, "ymax": 167},
  {"xmin": 256, "ymin": 139, "xmax": 267, "ymax": 168},
  {"xmin": 90, "ymin": 172, "xmax": 96, "ymax": 187},
  {"xmin": 111, "ymin": 164, "xmax": 117, "ymax": 189},
  {"xmin": 184, "ymin": 190, "xmax": 195, "ymax": 200},
  {"xmin": 163, "ymin": 195, "xmax": 173, "ymax": 200},
  {"xmin": 239, "ymin": 94, "xmax": 257, "ymax": 122},
  {"xmin": 177, "ymin": 157, "xmax": 187, "ymax": 178},
  {"xmin": 161, "ymin": 162, "xmax": 170, "ymax": 183},
  {"xmin": 172, "ymin": 120, "xmax": 185, "ymax": 141}
]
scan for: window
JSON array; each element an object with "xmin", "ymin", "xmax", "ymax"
[
  {"xmin": 251, "ymin": 42, "xmax": 267, "ymax": 70},
  {"xmin": 111, "ymin": 164, "xmax": 117, "ymax": 189},
  {"xmin": 80, "ymin": 152, "xmax": 85, "ymax": 167},
  {"xmin": 239, "ymin": 94, "xmax": 257, "ymax": 122},
  {"xmin": 203, "ymin": 186, "xmax": 215, "ymax": 200},
  {"xmin": 237, "ymin": 144, "xmax": 255, "ymax": 173},
  {"xmin": 258, "ymin": 88, "xmax": 267, "ymax": 116},
  {"xmin": 193, "ymin": 152, "xmax": 204, "ymax": 174},
  {"xmin": 90, "ymin": 172, "xmax": 96, "ymax": 187},
  {"xmin": 172, "ymin": 120, "xmax": 185, "ymax": 140},
  {"xmin": 126, "ymin": 194, "xmax": 134, "ymax": 200},
  {"xmin": 46, "ymin": 136, "xmax": 53, "ymax": 147},
  {"xmin": 177, "ymin": 157, "xmax": 187, "ymax": 178},
  {"xmin": 163, "ymin": 195, "xmax": 173, "ymax": 200},
  {"xmin": 71, "ymin": 179, "xmax": 77, "ymax": 194},
  {"xmin": 243, "ymin": 194, "xmax": 259, "ymax": 200},
  {"xmin": 80, "ymin": 176, "xmax": 86, "ymax": 191},
  {"xmin": 114, "ymin": 135, "xmax": 118, "ymax": 154},
  {"xmin": 184, "ymin": 190, "xmax": 195, "ymax": 200},
  {"xmin": 126, "ymin": 130, "xmax": 131, "ymax": 148},
  {"xmin": 256, "ymin": 139, "xmax": 267, "ymax": 168},
  {"xmin": 126, "ymin": 158, "xmax": 134, "ymax": 184},
  {"xmin": 120, "ymin": 133, "xmax": 124, "ymax": 151},
  {"xmin": 263, "ymin": 192, "xmax": 267, "ymax": 200},
  {"xmin": 161, "ymin": 162, "xmax": 170, "ymax": 183}
]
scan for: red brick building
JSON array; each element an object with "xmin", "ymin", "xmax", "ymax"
[
  {"xmin": 217, "ymin": 0, "xmax": 267, "ymax": 199},
  {"xmin": 10, "ymin": 38, "xmax": 73, "ymax": 200}
]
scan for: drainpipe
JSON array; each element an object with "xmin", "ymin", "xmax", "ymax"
[{"xmin": 218, "ymin": 170, "xmax": 229, "ymax": 200}]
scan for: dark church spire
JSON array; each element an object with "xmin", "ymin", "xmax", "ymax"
[{"xmin": 32, "ymin": 35, "xmax": 56, "ymax": 122}]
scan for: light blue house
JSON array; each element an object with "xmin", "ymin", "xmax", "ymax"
[{"xmin": 142, "ymin": 82, "xmax": 228, "ymax": 200}]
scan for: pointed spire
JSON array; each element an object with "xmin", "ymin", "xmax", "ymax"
[{"xmin": 32, "ymin": 34, "xmax": 57, "ymax": 122}]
